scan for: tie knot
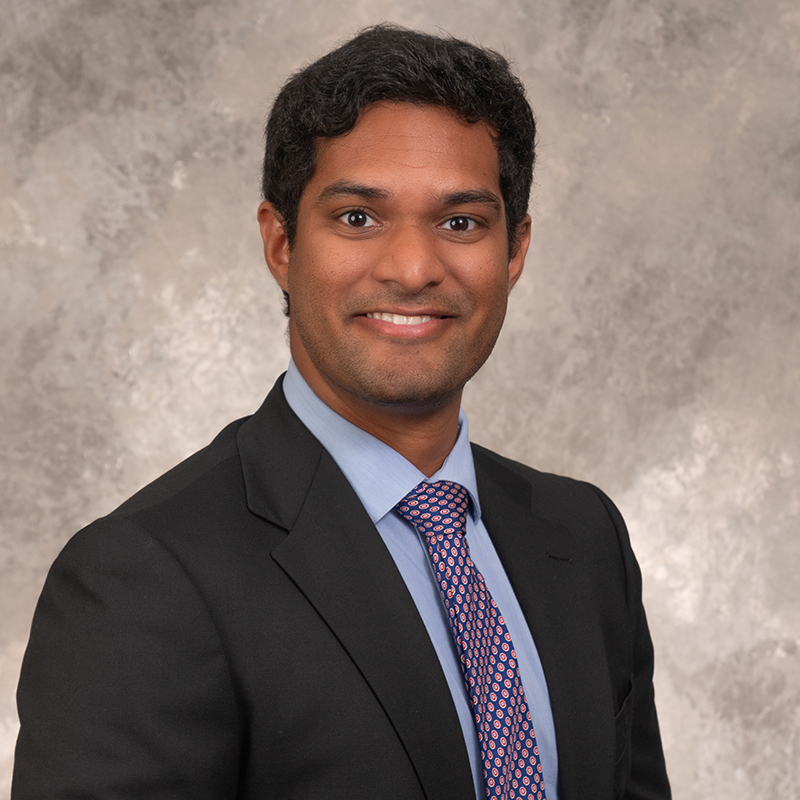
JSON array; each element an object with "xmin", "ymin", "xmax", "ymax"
[{"xmin": 396, "ymin": 480, "xmax": 469, "ymax": 536}]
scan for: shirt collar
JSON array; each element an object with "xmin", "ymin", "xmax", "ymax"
[{"xmin": 282, "ymin": 360, "xmax": 482, "ymax": 525}]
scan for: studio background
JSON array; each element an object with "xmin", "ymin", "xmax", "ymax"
[{"xmin": 1, "ymin": 0, "xmax": 798, "ymax": 796}]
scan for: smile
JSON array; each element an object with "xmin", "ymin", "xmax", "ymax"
[{"xmin": 365, "ymin": 312, "xmax": 435, "ymax": 326}]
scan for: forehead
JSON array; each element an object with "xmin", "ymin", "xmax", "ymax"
[{"xmin": 305, "ymin": 102, "xmax": 501, "ymax": 200}]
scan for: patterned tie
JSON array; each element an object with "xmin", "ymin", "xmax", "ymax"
[{"xmin": 396, "ymin": 480, "xmax": 547, "ymax": 800}]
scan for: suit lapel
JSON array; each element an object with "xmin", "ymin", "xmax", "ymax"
[
  {"xmin": 473, "ymin": 448, "xmax": 617, "ymax": 800},
  {"xmin": 237, "ymin": 378, "xmax": 474, "ymax": 800}
]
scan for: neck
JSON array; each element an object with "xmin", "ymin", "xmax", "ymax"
[
  {"xmin": 334, "ymin": 399, "xmax": 462, "ymax": 478},
  {"xmin": 293, "ymin": 360, "xmax": 462, "ymax": 479}
]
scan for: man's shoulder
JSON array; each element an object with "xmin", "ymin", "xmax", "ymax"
[
  {"xmin": 470, "ymin": 441, "xmax": 559, "ymax": 486},
  {"xmin": 470, "ymin": 441, "xmax": 622, "ymax": 532},
  {"xmin": 49, "ymin": 416, "xmax": 262, "ymax": 573},
  {"xmin": 470, "ymin": 441, "xmax": 606, "ymax": 500},
  {"xmin": 104, "ymin": 375, "xmax": 309, "ymax": 524},
  {"xmin": 69, "ymin": 378, "xmax": 318, "ymax": 558},
  {"xmin": 109, "ymin": 416, "xmax": 251, "ymax": 521}
]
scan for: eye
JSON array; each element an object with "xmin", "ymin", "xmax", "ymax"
[
  {"xmin": 447, "ymin": 216, "xmax": 477, "ymax": 232},
  {"xmin": 339, "ymin": 209, "xmax": 376, "ymax": 228}
]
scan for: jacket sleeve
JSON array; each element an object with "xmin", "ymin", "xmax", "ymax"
[
  {"xmin": 590, "ymin": 486, "xmax": 672, "ymax": 800},
  {"xmin": 12, "ymin": 518, "xmax": 242, "ymax": 798}
]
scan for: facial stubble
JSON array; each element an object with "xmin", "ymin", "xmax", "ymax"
[{"xmin": 291, "ymin": 285, "xmax": 510, "ymax": 413}]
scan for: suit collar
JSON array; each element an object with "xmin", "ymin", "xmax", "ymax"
[{"xmin": 237, "ymin": 376, "xmax": 475, "ymax": 800}]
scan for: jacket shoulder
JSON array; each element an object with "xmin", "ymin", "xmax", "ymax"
[
  {"xmin": 108, "ymin": 417, "xmax": 249, "ymax": 519},
  {"xmin": 470, "ymin": 442, "xmax": 618, "ymax": 531}
]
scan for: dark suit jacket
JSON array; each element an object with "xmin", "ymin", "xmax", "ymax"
[{"xmin": 13, "ymin": 376, "xmax": 670, "ymax": 799}]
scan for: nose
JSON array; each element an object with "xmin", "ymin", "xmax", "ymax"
[{"xmin": 371, "ymin": 223, "xmax": 446, "ymax": 294}]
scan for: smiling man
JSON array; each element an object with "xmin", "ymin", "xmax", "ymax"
[
  {"xmin": 259, "ymin": 100, "xmax": 527, "ymax": 476},
  {"xmin": 13, "ymin": 25, "xmax": 671, "ymax": 800}
]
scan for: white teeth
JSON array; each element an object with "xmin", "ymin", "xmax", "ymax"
[{"xmin": 366, "ymin": 312, "xmax": 433, "ymax": 325}]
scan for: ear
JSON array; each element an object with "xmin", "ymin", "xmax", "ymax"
[
  {"xmin": 258, "ymin": 201, "xmax": 290, "ymax": 291},
  {"xmin": 507, "ymin": 213, "xmax": 531, "ymax": 293}
]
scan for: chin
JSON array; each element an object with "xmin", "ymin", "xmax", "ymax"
[
  {"xmin": 346, "ymin": 367, "xmax": 477, "ymax": 412},
  {"xmin": 362, "ymin": 386, "xmax": 459, "ymax": 412}
]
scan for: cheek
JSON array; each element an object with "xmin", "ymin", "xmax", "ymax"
[
  {"xmin": 287, "ymin": 253, "xmax": 358, "ymax": 326},
  {"xmin": 450, "ymin": 257, "xmax": 509, "ymax": 303},
  {"xmin": 306, "ymin": 266, "xmax": 379, "ymax": 319},
  {"xmin": 287, "ymin": 242, "xmax": 330, "ymax": 299}
]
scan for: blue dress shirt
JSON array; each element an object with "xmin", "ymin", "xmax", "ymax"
[{"xmin": 283, "ymin": 362, "xmax": 559, "ymax": 800}]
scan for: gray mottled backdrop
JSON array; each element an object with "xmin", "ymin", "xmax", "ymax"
[{"xmin": 1, "ymin": 0, "xmax": 798, "ymax": 796}]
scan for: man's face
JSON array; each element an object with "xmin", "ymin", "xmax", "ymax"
[{"xmin": 260, "ymin": 101, "xmax": 530, "ymax": 418}]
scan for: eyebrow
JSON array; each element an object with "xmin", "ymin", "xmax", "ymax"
[
  {"xmin": 441, "ymin": 189, "xmax": 503, "ymax": 214},
  {"xmin": 316, "ymin": 181, "xmax": 390, "ymax": 203},
  {"xmin": 316, "ymin": 181, "xmax": 503, "ymax": 214}
]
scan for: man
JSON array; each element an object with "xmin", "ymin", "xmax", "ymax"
[{"xmin": 12, "ymin": 25, "xmax": 671, "ymax": 800}]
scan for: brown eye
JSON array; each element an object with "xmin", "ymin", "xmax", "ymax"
[
  {"xmin": 448, "ymin": 217, "xmax": 474, "ymax": 232},
  {"xmin": 346, "ymin": 210, "xmax": 369, "ymax": 227}
]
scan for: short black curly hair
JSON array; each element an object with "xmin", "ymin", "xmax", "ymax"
[{"xmin": 262, "ymin": 24, "xmax": 536, "ymax": 260}]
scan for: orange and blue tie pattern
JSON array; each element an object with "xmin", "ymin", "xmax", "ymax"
[{"xmin": 397, "ymin": 481, "xmax": 546, "ymax": 800}]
